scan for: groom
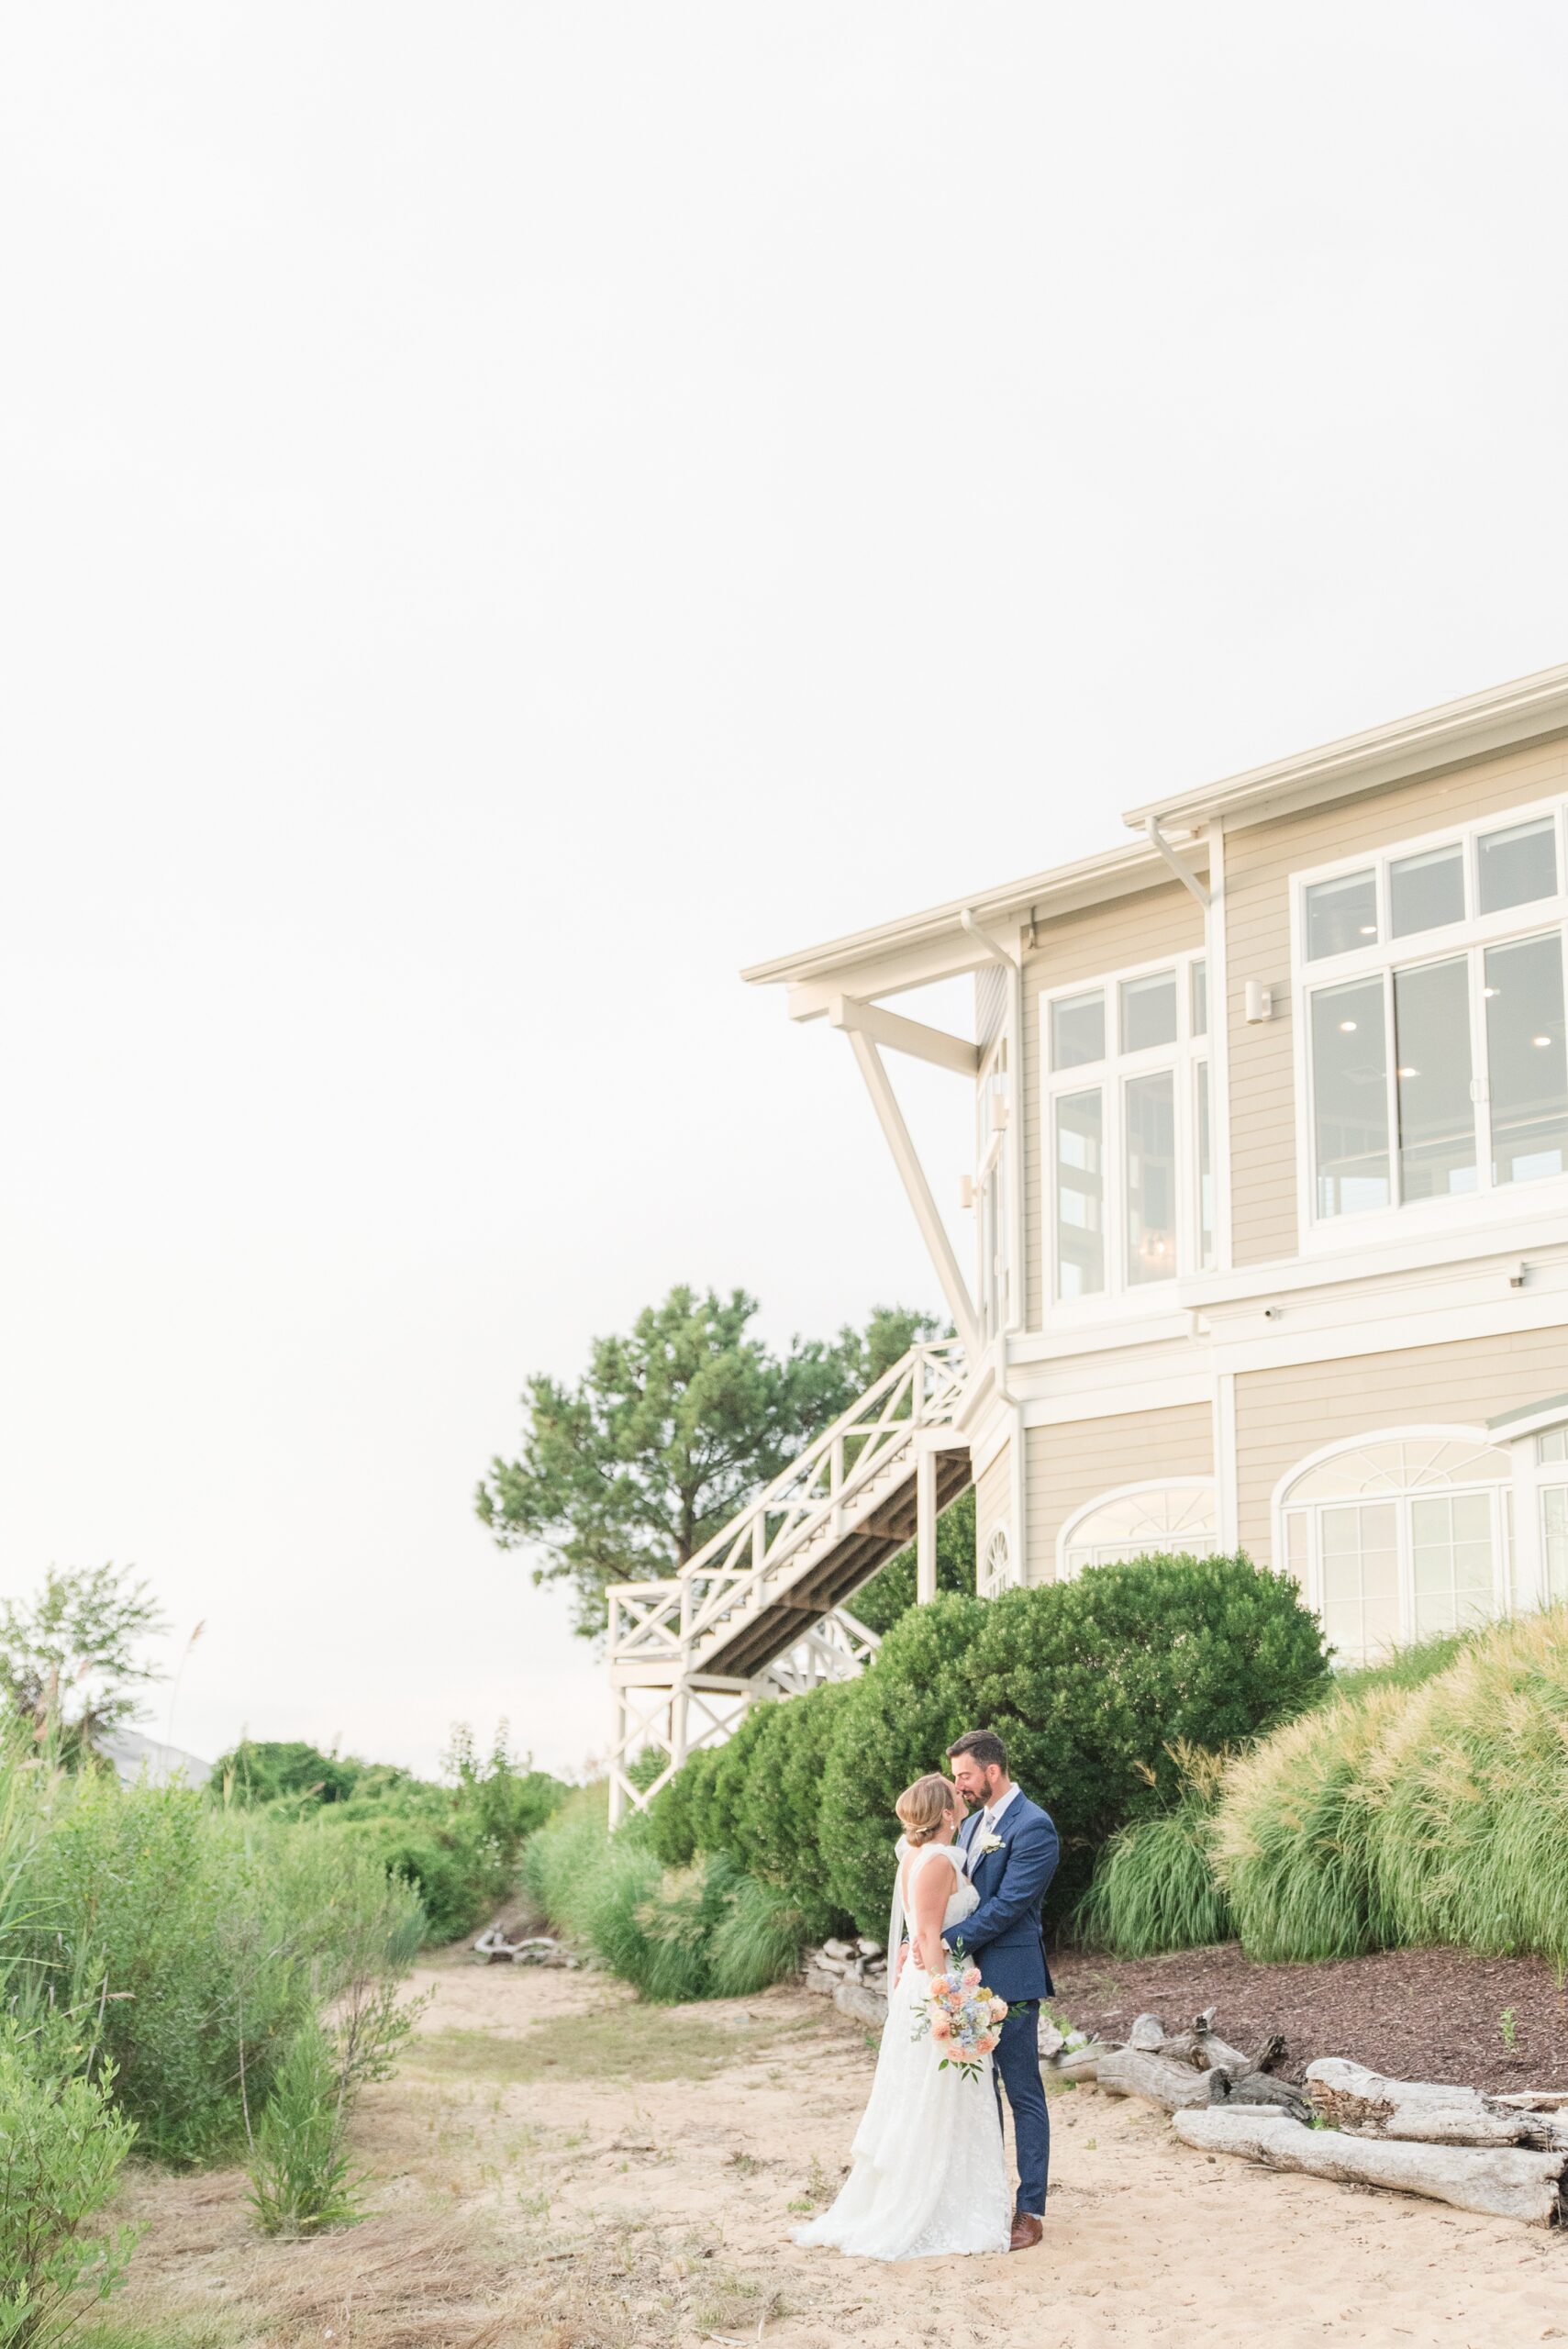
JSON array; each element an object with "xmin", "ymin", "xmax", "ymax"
[{"xmin": 942, "ymin": 1729, "xmax": 1058, "ymax": 2251}]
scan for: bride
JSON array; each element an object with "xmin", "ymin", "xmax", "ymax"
[{"xmin": 793, "ymin": 1774, "xmax": 1012, "ymax": 2260}]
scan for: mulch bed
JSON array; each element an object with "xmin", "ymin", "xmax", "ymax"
[{"xmin": 1051, "ymin": 1942, "xmax": 1568, "ymax": 2097}]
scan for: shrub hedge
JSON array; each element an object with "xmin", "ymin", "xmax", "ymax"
[{"xmin": 651, "ymin": 1553, "xmax": 1329, "ymax": 1937}]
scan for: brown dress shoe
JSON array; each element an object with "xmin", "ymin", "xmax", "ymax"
[{"xmin": 1009, "ymin": 2212, "xmax": 1043, "ymax": 2252}]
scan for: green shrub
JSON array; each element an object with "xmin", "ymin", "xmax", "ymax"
[
  {"xmin": 26, "ymin": 1777, "xmax": 422, "ymax": 2165},
  {"xmin": 648, "ymin": 1747, "xmax": 721, "ymax": 1869},
  {"xmin": 818, "ymin": 1590, "xmax": 989, "ymax": 1932},
  {"xmin": 246, "ymin": 2020, "xmax": 361, "ymax": 2239},
  {"xmin": 726, "ymin": 1680, "xmax": 858, "ymax": 1939},
  {"xmin": 0, "ymin": 2011, "xmax": 139, "ymax": 2349},
  {"xmin": 1076, "ymin": 1748, "xmax": 1234, "ymax": 1956},
  {"xmin": 527, "ymin": 1788, "xmax": 806, "ymax": 2002}
]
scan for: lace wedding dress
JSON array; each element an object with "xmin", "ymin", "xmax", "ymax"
[{"xmin": 793, "ymin": 1839, "xmax": 1012, "ymax": 2260}]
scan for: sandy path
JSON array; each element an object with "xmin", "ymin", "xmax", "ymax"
[{"xmin": 412, "ymin": 1955, "xmax": 1568, "ymax": 2349}]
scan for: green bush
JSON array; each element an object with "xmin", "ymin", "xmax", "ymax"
[
  {"xmin": 246, "ymin": 2019, "xmax": 361, "ymax": 2239},
  {"xmin": 723, "ymin": 1680, "xmax": 858, "ymax": 1939},
  {"xmin": 26, "ymin": 1776, "xmax": 423, "ymax": 2165},
  {"xmin": 526, "ymin": 1788, "xmax": 804, "ymax": 2003},
  {"xmin": 1076, "ymin": 1748, "xmax": 1234, "ymax": 1956},
  {"xmin": 850, "ymin": 1487, "xmax": 976, "ymax": 1637},
  {"xmin": 0, "ymin": 2011, "xmax": 139, "ymax": 2349},
  {"xmin": 648, "ymin": 1747, "xmax": 721, "ymax": 1870}
]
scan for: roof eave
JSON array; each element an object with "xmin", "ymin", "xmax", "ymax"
[{"xmin": 1122, "ymin": 659, "xmax": 1568, "ymax": 837}]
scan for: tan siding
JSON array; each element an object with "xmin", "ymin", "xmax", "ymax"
[
  {"xmin": 1236, "ymin": 1325, "xmax": 1568, "ymax": 1564},
  {"xmin": 1024, "ymin": 1402, "xmax": 1212, "ymax": 1581},
  {"xmin": 974, "ymin": 1442, "xmax": 1012, "ymax": 1575},
  {"xmin": 974, "ymin": 963, "xmax": 1006, "ymax": 1052},
  {"xmin": 1022, "ymin": 881, "xmax": 1205, "ymax": 1326},
  {"xmin": 1225, "ymin": 735, "xmax": 1568, "ymax": 1264}
]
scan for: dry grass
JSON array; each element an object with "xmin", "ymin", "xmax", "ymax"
[
  {"xmin": 413, "ymin": 2001, "xmax": 814, "ymax": 2088},
  {"xmin": 68, "ymin": 1969, "xmax": 812, "ymax": 2349}
]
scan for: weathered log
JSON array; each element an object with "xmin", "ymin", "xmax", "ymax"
[
  {"xmin": 1154, "ymin": 2026, "xmax": 1253, "ymax": 2074},
  {"xmin": 1206, "ymin": 2067, "xmax": 1311, "ymax": 2121},
  {"xmin": 1053, "ymin": 2041, "xmax": 1111, "ymax": 2081},
  {"xmin": 1128, "ymin": 2012, "xmax": 1167, "ymax": 2051},
  {"xmin": 1496, "ymin": 2092, "xmax": 1568, "ymax": 2113},
  {"xmin": 1095, "ymin": 2047, "xmax": 1215, "ymax": 2110},
  {"xmin": 1306, "ymin": 2059, "xmax": 1568, "ymax": 2151},
  {"xmin": 1172, "ymin": 2106, "xmax": 1568, "ymax": 2228}
]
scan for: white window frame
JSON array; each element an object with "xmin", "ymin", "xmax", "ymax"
[
  {"xmin": 974, "ymin": 1037, "xmax": 1010, "ymax": 1341},
  {"xmin": 1291, "ymin": 793, "xmax": 1568, "ymax": 1254},
  {"xmin": 979, "ymin": 1525, "xmax": 1018, "ymax": 1599},
  {"xmin": 1040, "ymin": 949, "xmax": 1211, "ymax": 1319},
  {"xmin": 1057, "ymin": 1477, "xmax": 1218, "ymax": 1579},
  {"xmin": 1271, "ymin": 1424, "xmax": 1513, "ymax": 1663}
]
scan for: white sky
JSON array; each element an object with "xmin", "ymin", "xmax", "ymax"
[{"xmin": 4, "ymin": 4, "xmax": 1567, "ymax": 1779}]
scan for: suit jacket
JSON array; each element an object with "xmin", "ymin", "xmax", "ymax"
[{"xmin": 942, "ymin": 1792, "xmax": 1058, "ymax": 2002}]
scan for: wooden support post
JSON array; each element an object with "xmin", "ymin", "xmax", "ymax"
[
  {"xmin": 917, "ymin": 1445, "xmax": 938, "ymax": 1605},
  {"xmin": 845, "ymin": 1030, "xmax": 980, "ymax": 1355}
]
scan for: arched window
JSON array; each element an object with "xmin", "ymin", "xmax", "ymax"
[
  {"xmin": 1276, "ymin": 1430, "xmax": 1511, "ymax": 1667},
  {"xmin": 1058, "ymin": 1481, "xmax": 1218, "ymax": 1579},
  {"xmin": 979, "ymin": 1527, "xmax": 1018, "ymax": 1599}
]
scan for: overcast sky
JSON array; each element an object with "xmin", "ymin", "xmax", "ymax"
[{"xmin": 3, "ymin": 4, "xmax": 1567, "ymax": 1780}]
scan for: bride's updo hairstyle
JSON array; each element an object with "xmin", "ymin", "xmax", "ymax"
[{"xmin": 895, "ymin": 1774, "xmax": 957, "ymax": 1846}]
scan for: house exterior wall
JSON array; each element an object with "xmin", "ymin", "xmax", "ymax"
[
  {"xmin": 974, "ymin": 1439, "xmax": 1013, "ymax": 1574},
  {"xmin": 1233, "ymin": 1323, "xmax": 1568, "ymax": 1565},
  {"xmin": 1024, "ymin": 1401, "xmax": 1213, "ymax": 1581},
  {"xmin": 1222, "ymin": 731, "xmax": 1568, "ymax": 1266},
  {"xmin": 1020, "ymin": 878, "xmax": 1205, "ymax": 1328}
]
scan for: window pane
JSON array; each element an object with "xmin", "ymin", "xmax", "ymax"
[
  {"xmin": 1191, "ymin": 961, "xmax": 1208, "ymax": 1037},
  {"xmin": 1319, "ymin": 1500, "xmax": 1399, "ymax": 1666},
  {"xmin": 1124, "ymin": 1070, "xmax": 1176, "ymax": 1283},
  {"xmin": 1051, "ymin": 990, "xmax": 1105, "ymax": 1070},
  {"xmin": 1485, "ymin": 933, "xmax": 1568, "ymax": 1186},
  {"xmin": 1411, "ymin": 1492, "xmax": 1496, "ymax": 1640},
  {"xmin": 1311, "ymin": 977, "xmax": 1390, "ymax": 1216},
  {"xmin": 1120, "ymin": 970, "xmax": 1177, "ymax": 1052},
  {"xmin": 1478, "ymin": 817, "xmax": 1558, "ymax": 915},
  {"xmin": 1196, "ymin": 1059, "xmax": 1215, "ymax": 1270},
  {"xmin": 1055, "ymin": 1089, "xmax": 1104, "ymax": 1298},
  {"xmin": 1394, "ymin": 957, "xmax": 1475, "ymax": 1199},
  {"xmin": 1284, "ymin": 1510, "xmax": 1307, "ymax": 1582},
  {"xmin": 1540, "ymin": 1428, "xmax": 1568, "ymax": 1464},
  {"xmin": 1545, "ymin": 1486, "xmax": 1568, "ymax": 1606},
  {"xmin": 1306, "ymin": 869, "xmax": 1378, "ymax": 960},
  {"xmin": 1390, "ymin": 843, "xmax": 1465, "ymax": 938}
]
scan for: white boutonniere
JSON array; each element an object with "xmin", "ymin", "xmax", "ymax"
[{"xmin": 974, "ymin": 1832, "xmax": 1006, "ymax": 1857}]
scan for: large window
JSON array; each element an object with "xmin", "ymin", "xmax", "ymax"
[
  {"xmin": 1059, "ymin": 1481, "xmax": 1218, "ymax": 1577},
  {"xmin": 1278, "ymin": 1432, "xmax": 1511, "ymax": 1666},
  {"xmin": 1540, "ymin": 1426, "xmax": 1568, "ymax": 1606},
  {"xmin": 1044, "ymin": 952, "xmax": 1211, "ymax": 1305},
  {"xmin": 1299, "ymin": 801, "xmax": 1568, "ymax": 1230}
]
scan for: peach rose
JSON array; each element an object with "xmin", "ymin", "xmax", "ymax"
[
  {"xmin": 962, "ymin": 1966, "xmax": 981, "ymax": 1988},
  {"xmin": 989, "ymin": 1998, "xmax": 1007, "ymax": 2021},
  {"xmin": 931, "ymin": 2013, "xmax": 951, "ymax": 2039},
  {"xmin": 976, "ymin": 2033, "xmax": 998, "ymax": 2055}
]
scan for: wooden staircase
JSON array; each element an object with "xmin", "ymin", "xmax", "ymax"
[{"xmin": 606, "ymin": 1341, "xmax": 971, "ymax": 1821}]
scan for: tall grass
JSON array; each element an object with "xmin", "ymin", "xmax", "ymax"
[
  {"xmin": 1367, "ymin": 1608, "xmax": 1568, "ymax": 1958},
  {"xmin": 1077, "ymin": 1747, "xmax": 1234, "ymax": 1956},
  {"xmin": 1211, "ymin": 1686, "xmax": 1405, "ymax": 1961},
  {"xmin": 524, "ymin": 1787, "xmax": 805, "ymax": 2001}
]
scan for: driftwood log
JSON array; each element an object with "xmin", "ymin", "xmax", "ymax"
[
  {"xmin": 1206, "ymin": 2067, "xmax": 1311, "ymax": 2121},
  {"xmin": 1173, "ymin": 2105, "xmax": 1568, "ymax": 2228},
  {"xmin": 1306, "ymin": 2059, "xmax": 1568, "ymax": 2152},
  {"xmin": 1095, "ymin": 2048, "xmax": 1216, "ymax": 2110},
  {"xmin": 1053, "ymin": 2041, "xmax": 1110, "ymax": 2081},
  {"xmin": 1128, "ymin": 2009, "xmax": 1284, "ymax": 2078}
]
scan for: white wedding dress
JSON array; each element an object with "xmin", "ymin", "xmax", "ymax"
[{"xmin": 794, "ymin": 1839, "xmax": 1012, "ymax": 2260}]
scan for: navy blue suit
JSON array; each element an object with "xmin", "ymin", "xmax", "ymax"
[{"xmin": 943, "ymin": 1791, "xmax": 1058, "ymax": 2216}]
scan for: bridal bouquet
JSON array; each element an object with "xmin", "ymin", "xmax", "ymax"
[{"xmin": 911, "ymin": 1949, "xmax": 1007, "ymax": 2082}]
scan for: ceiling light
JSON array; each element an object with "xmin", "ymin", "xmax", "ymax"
[
  {"xmin": 1339, "ymin": 1020, "xmax": 1357, "ymax": 1032},
  {"xmin": 1533, "ymin": 1035, "xmax": 1553, "ymax": 1049},
  {"xmin": 1485, "ymin": 986, "xmax": 1500, "ymax": 998},
  {"xmin": 1397, "ymin": 1067, "xmax": 1418, "ymax": 1078},
  {"xmin": 1359, "ymin": 925, "xmax": 1377, "ymax": 936}
]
